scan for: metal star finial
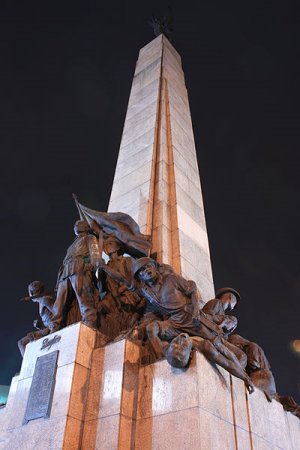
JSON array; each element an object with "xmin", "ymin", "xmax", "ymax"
[{"xmin": 148, "ymin": 8, "xmax": 174, "ymax": 41}]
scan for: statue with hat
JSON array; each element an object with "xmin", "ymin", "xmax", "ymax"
[
  {"xmin": 100, "ymin": 257, "xmax": 255, "ymax": 392},
  {"xmin": 18, "ymin": 281, "xmax": 55, "ymax": 357},
  {"xmin": 201, "ymin": 287, "xmax": 241, "ymax": 336},
  {"xmin": 51, "ymin": 219, "xmax": 101, "ymax": 331},
  {"xmin": 100, "ymin": 258, "xmax": 250, "ymax": 367},
  {"xmin": 98, "ymin": 257, "xmax": 199, "ymax": 352},
  {"xmin": 203, "ymin": 287, "xmax": 284, "ymax": 400}
]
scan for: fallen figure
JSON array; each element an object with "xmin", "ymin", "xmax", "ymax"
[
  {"xmin": 228, "ymin": 334, "xmax": 300, "ymax": 415},
  {"xmin": 163, "ymin": 332, "xmax": 254, "ymax": 393},
  {"xmin": 99, "ymin": 257, "xmax": 254, "ymax": 393},
  {"xmin": 228, "ymin": 334, "xmax": 277, "ymax": 401}
]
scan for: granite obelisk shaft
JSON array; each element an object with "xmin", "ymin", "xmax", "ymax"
[{"xmin": 108, "ymin": 34, "xmax": 214, "ymax": 302}]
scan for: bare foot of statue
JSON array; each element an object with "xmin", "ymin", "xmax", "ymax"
[{"xmin": 246, "ymin": 380, "xmax": 255, "ymax": 394}]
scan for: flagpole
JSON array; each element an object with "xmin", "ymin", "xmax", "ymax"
[{"xmin": 72, "ymin": 193, "xmax": 86, "ymax": 221}]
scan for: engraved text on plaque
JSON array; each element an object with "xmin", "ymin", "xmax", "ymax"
[{"xmin": 24, "ymin": 350, "xmax": 59, "ymax": 423}]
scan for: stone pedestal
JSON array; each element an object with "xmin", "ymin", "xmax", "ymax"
[
  {"xmin": 0, "ymin": 323, "xmax": 96, "ymax": 450},
  {"xmin": 133, "ymin": 353, "xmax": 298, "ymax": 450},
  {"xmin": 1, "ymin": 329, "xmax": 299, "ymax": 449},
  {"xmin": 0, "ymin": 327, "xmax": 141, "ymax": 450},
  {"xmin": 135, "ymin": 353, "xmax": 236, "ymax": 449},
  {"xmin": 81, "ymin": 340, "xmax": 140, "ymax": 450},
  {"xmin": 1, "ymin": 34, "xmax": 300, "ymax": 450}
]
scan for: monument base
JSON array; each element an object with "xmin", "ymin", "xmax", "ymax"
[
  {"xmin": 0, "ymin": 323, "xmax": 96, "ymax": 449},
  {"xmin": 0, "ymin": 324, "xmax": 299, "ymax": 449}
]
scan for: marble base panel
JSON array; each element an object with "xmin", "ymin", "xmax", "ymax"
[
  {"xmin": 287, "ymin": 412, "xmax": 300, "ymax": 450},
  {"xmin": 0, "ymin": 323, "xmax": 95, "ymax": 450},
  {"xmin": 1, "ymin": 332, "xmax": 300, "ymax": 450},
  {"xmin": 135, "ymin": 352, "xmax": 237, "ymax": 449},
  {"xmin": 1, "ymin": 415, "xmax": 82, "ymax": 450},
  {"xmin": 134, "ymin": 348, "xmax": 300, "ymax": 450},
  {"xmin": 82, "ymin": 339, "xmax": 140, "ymax": 450},
  {"xmin": 82, "ymin": 414, "xmax": 121, "ymax": 450},
  {"xmin": 247, "ymin": 387, "xmax": 293, "ymax": 449},
  {"xmin": 135, "ymin": 407, "xmax": 237, "ymax": 450}
]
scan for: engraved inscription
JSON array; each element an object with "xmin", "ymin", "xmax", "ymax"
[
  {"xmin": 24, "ymin": 350, "xmax": 59, "ymax": 424},
  {"xmin": 41, "ymin": 334, "xmax": 61, "ymax": 351}
]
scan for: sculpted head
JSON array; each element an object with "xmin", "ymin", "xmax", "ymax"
[
  {"xmin": 132, "ymin": 257, "xmax": 159, "ymax": 284},
  {"xmin": 28, "ymin": 280, "xmax": 44, "ymax": 299},
  {"xmin": 74, "ymin": 220, "xmax": 90, "ymax": 236},
  {"xmin": 165, "ymin": 333, "xmax": 193, "ymax": 368},
  {"xmin": 216, "ymin": 287, "xmax": 241, "ymax": 311},
  {"xmin": 104, "ymin": 236, "xmax": 124, "ymax": 257}
]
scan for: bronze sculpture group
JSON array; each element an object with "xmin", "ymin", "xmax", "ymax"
[{"xmin": 18, "ymin": 196, "xmax": 300, "ymax": 419}]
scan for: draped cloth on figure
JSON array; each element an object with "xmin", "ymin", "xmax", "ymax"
[{"xmin": 73, "ymin": 196, "xmax": 151, "ymax": 258}]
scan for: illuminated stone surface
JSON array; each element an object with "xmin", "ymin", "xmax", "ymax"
[
  {"xmin": 108, "ymin": 34, "xmax": 214, "ymax": 302},
  {"xmin": 1, "ymin": 35, "xmax": 300, "ymax": 450},
  {"xmin": 0, "ymin": 323, "xmax": 95, "ymax": 450}
]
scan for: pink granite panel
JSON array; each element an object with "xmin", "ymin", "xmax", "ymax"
[
  {"xmin": 136, "ymin": 357, "xmax": 198, "ymax": 419},
  {"xmin": 84, "ymin": 341, "xmax": 125, "ymax": 421}
]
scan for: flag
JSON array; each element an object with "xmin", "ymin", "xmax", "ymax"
[{"xmin": 73, "ymin": 195, "xmax": 151, "ymax": 258}]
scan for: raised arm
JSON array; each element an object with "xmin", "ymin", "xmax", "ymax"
[{"xmin": 100, "ymin": 262, "xmax": 134, "ymax": 290}]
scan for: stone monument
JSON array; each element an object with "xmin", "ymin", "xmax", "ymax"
[{"xmin": 0, "ymin": 34, "xmax": 299, "ymax": 450}]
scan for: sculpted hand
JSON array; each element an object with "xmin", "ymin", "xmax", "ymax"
[{"xmin": 192, "ymin": 315, "xmax": 201, "ymax": 327}]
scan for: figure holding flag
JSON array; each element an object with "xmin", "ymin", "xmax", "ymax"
[
  {"xmin": 51, "ymin": 195, "xmax": 152, "ymax": 332},
  {"xmin": 51, "ymin": 219, "xmax": 101, "ymax": 331}
]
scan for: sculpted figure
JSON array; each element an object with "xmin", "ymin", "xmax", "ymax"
[
  {"xmin": 201, "ymin": 287, "xmax": 240, "ymax": 336},
  {"xmin": 101, "ymin": 257, "xmax": 201, "ymax": 353},
  {"xmin": 51, "ymin": 220, "xmax": 101, "ymax": 331},
  {"xmin": 96, "ymin": 237, "xmax": 146, "ymax": 340},
  {"xmin": 129, "ymin": 259, "xmax": 249, "ymax": 363},
  {"xmin": 203, "ymin": 289, "xmax": 278, "ymax": 400},
  {"xmin": 18, "ymin": 281, "xmax": 55, "ymax": 356},
  {"xmin": 163, "ymin": 333, "xmax": 254, "ymax": 392},
  {"xmin": 103, "ymin": 236, "xmax": 145, "ymax": 321},
  {"xmin": 228, "ymin": 334, "xmax": 277, "ymax": 400},
  {"xmin": 100, "ymin": 257, "xmax": 252, "ymax": 388},
  {"xmin": 228, "ymin": 331, "xmax": 300, "ymax": 412}
]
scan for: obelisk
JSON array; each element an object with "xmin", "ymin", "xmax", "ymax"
[
  {"xmin": 108, "ymin": 34, "xmax": 214, "ymax": 302},
  {"xmin": 1, "ymin": 34, "xmax": 299, "ymax": 450},
  {"xmin": 107, "ymin": 35, "xmax": 300, "ymax": 450}
]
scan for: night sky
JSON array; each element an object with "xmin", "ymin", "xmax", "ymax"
[{"xmin": 1, "ymin": 1, "xmax": 299, "ymax": 402}]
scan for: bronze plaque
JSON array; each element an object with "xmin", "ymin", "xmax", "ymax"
[{"xmin": 24, "ymin": 350, "xmax": 59, "ymax": 424}]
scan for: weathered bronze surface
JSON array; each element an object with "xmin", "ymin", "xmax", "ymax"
[
  {"xmin": 18, "ymin": 281, "xmax": 55, "ymax": 357},
  {"xmin": 24, "ymin": 350, "xmax": 59, "ymax": 424},
  {"xmin": 202, "ymin": 287, "xmax": 240, "ymax": 336},
  {"xmin": 17, "ymin": 201, "xmax": 299, "ymax": 417},
  {"xmin": 228, "ymin": 333, "xmax": 277, "ymax": 400},
  {"xmin": 96, "ymin": 236, "xmax": 146, "ymax": 341},
  {"xmin": 73, "ymin": 195, "xmax": 151, "ymax": 258},
  {"xmin": 51, "ymin": 220, "xmax": 101, "ymax": 331}
]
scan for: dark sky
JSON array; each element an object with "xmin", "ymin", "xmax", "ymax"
[{"xmin": 0, "ymin": 1, "xmax": 299, "ymax": 402}]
